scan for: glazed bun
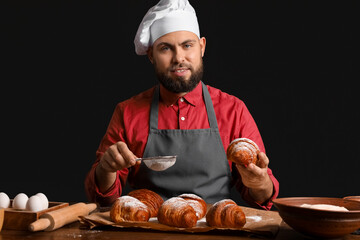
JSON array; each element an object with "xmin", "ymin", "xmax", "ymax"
[{"xmin": 226, "ymin": 138, "xmax": 260, "ymax": 166}]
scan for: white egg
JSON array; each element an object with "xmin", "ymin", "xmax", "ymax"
[
  {"xmin": 35, "ymin": 193, "xmax": 49, "ymax": 209},
  {"xmin": 26, "ymin": 195, "xmax": 43, "ymax": 212},
  {"xmin": 12, "ymin": 193, "xmax": 29, "ymax": 209},
  {"xmin": 0, "ymin": 192, "xmax": 10, "ymax": 208}
]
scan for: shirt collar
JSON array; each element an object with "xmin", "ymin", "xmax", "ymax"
[{"xmin": 159, "ymin": 82, "xmax": 202, "ymax": 107}]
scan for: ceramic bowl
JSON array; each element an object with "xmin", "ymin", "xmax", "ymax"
[
  {"xmin": 272, "ymin": 197, "xmax": 360, "ymax": 239},
  {"xmin": 0, "ymin": 208, "xmax": 4, "ymax": 232}
]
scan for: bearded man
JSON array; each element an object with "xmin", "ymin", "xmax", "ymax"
[{"xmin": 85, "ymin": 0, "xmax": 279, "ymax": 210}]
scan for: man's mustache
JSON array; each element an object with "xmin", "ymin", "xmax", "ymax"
[{"xmin": 169, "ymin": 63, "xmax": 193, "ymax": 71}]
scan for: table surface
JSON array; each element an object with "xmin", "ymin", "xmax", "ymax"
[{"xmin": 1, "ymin": 221, "xmax": 360, "ymax": 240}]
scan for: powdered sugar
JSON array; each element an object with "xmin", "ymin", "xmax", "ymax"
[
  {"xmin": 229, "ymin": 138, "xmax": 259, "ymax": 149},
  {"xmin": 229, "ymin": 138, "xmax": 259, "ymax": 154},
  {"xmin": 228, "ymin": 138, "xmax": 260, "ymax": 164},
  {"xmin": 185, "ymin": 199, "xmax": 202, "ymax": 218},
  {"xmin": 232, "ymin": 142, "xmax": 256, "ymax": 154},
  {"xmin": 161, "ymin": 197, "xmax": 189, "ymax": 209},
  {"xmin": 179, "ymin": 193, "xmax": 203, "ymax": 201},
  {"xmin": 143, "ymin": 158, "xmax": 176, "ymax": 171},
  {"xmin": 118, "ymin": 196, "xmax": 148, "ymax": 209},
  {"xmin": 178, "ymin": 194, "xmax": 206, "ymax": 218},
  {"xmin": 213, "ymin": 199, "xmax": 235, "ymax": 207},
  {"xmin": 233, "ymin": 145, "xmax": 256, "ymax": 158}
]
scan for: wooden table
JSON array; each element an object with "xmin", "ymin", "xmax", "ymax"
[{"xmin": 1, "ymin": 222, "xmax": 360, "ymax": 240}]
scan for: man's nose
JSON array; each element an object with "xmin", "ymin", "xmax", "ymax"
[{"xmin": 172, "ymin": 48, "xmax": 185, "ymax": 63}]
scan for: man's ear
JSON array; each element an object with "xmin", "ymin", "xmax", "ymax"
[
  {"xmin": 147, "ymin": 47, "xmax": 154, "ymax": 64},
  {"xmin": 199, "ymin": 37, "xmax": 206, "ymax": 57}
]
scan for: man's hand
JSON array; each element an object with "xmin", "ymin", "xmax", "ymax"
[
  {"xmin": 95, "ymin": 141, "xmax": 138, "ymax": 193},
  {"xmin": 236, "ymin": 152, "xmax": 274, "ymax": 204},
  {"xmin": 98, "ymin": 141, "xmax": 138, "ymax": 172}
]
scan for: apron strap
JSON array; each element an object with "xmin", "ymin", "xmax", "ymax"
[
  {"xmin": 201, "ymin": 81, "xmax": 219, "ymax": 130},
  {"xmin": 149, "ymin": 82, "xmax": 219, "ymax": 130},
  {"xmin": 149, "ymin": 85, "xmax": 160, "ymax": 131}
]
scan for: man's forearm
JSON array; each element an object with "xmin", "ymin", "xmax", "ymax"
[
  {"xmin": 95, "ymin": 164, "xmax": 117, "ymax": 193},
  {"xmin": 248, "ymin": 175, "xmax": 274, "ymax": 204}
]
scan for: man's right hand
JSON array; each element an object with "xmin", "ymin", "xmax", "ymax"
[
  {"xmin": 98, "ymin": 141, "xmax": 138, "ymax": 172},
  {"xmin": 95, "ymin": 141, "xmax": 137, "ymax": 193}
]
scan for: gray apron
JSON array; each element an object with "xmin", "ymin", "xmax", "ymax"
[{"xmin": 132, "ymin": 82, "xmax": 231, "ymax": 203}]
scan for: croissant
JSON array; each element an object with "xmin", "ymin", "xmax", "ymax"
[
  {"xmin": 178, "ymin": 193, "xmax": 207, "ymax": 219},
  {"xmin": 206, "ymin": 199, "xmax": 246, "ymax": 228},
  {"xmin": 227, "ymin": 138, "xmax": 260, "ymax": 166},
  {"xmin": 110, "ymin": 196, "xmax": 150, "ymax": 223},
  {"xmin": 158, "ymin": 197, "xmax": 197, "ymax": 228},
  {"xmin": 128, "ymin": 189, "xmax": 164, "ymax": 217}
]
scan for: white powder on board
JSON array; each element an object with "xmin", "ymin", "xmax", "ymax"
[{"xmin": 246, "ymin": 215, "xmax": 262, "ymax": 222}]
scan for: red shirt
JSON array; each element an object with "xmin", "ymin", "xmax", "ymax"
[{"xmin": 85, "ymin": 83, "xmax": 279, "ymax": 209}]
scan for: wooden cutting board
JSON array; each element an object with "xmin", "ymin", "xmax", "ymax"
[
  {"xmin": 3, "ymin": 201, "xmax": 69, "ymax": 230},
  {"xmin": 79, "ymin": 206, "xmax": 282, "ymax": 238}
]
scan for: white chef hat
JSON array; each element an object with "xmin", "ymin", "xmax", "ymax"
[{"xmin": 134, "ymin": 0, "xmax": 200, "ymax": 55}]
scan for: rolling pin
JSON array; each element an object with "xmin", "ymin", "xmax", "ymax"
[{"xmin": 28, "ymin": 202, "xmax": 97, "ymax": 232}]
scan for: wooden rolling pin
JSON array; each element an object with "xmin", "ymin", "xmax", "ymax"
[{"xmin": 29, "ymin": 202, "xmax": 97, "ymax": 232}]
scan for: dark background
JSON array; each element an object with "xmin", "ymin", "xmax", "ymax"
[{"xmin": 1, "ymin": 1, "xmax": 359, "ymax": 205}]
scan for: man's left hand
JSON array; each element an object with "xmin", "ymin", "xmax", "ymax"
[{"xmin": 236, "ymin": 152, "xmax": 274, "ymax": 204}]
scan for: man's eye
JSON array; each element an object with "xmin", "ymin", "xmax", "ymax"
[
  {"xmin": 161, "ymin": 46, "xmax": 170, "ymax": 51},
  {"xmin": 185, "ymin": 44, "xmax": 192, "ymax": 48}
]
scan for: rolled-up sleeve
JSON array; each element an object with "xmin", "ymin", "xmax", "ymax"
[
  {"xmin": 230, "ymin": 99, "xmax": 280, "ymax": 210},
  {"xmin": 235, "ymin": 167, "xmax": 279, "ymax": 210},
  {"xmin": 84, "ymin": 162, "xmax": 128, "ymax": 206},
  {"xmin": 84, "ymin": 104, "xmax": 128, "ymax": 206}
]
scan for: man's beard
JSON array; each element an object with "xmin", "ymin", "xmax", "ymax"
[{"xmin": 154, "ymin": 61, "xmax": 204, "ymax": 93}]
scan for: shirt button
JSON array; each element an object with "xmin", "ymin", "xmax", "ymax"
[
  {"xmin": 180, "ymin": 98, "xmax": 184, "ymax": 102},
  {"xmin": 181, "ymin": 117, "xmax": 185, "ymax": 121}
]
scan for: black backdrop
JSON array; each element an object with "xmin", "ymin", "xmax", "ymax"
[{"xmin": 1, "ymin": 1, "xmax": 359, "ymax": 205}]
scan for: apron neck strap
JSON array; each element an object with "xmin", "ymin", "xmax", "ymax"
[
  {"xmin": 149, "ymin": 81, "xmax": 219, "ymax": 130},
  {"xmin": 201, "ymin": 81, "xmax": 219, "ymax": 129},
  {"xmin": 149, "ymin": 85, "xmax": 160, "ymax": 130}
]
